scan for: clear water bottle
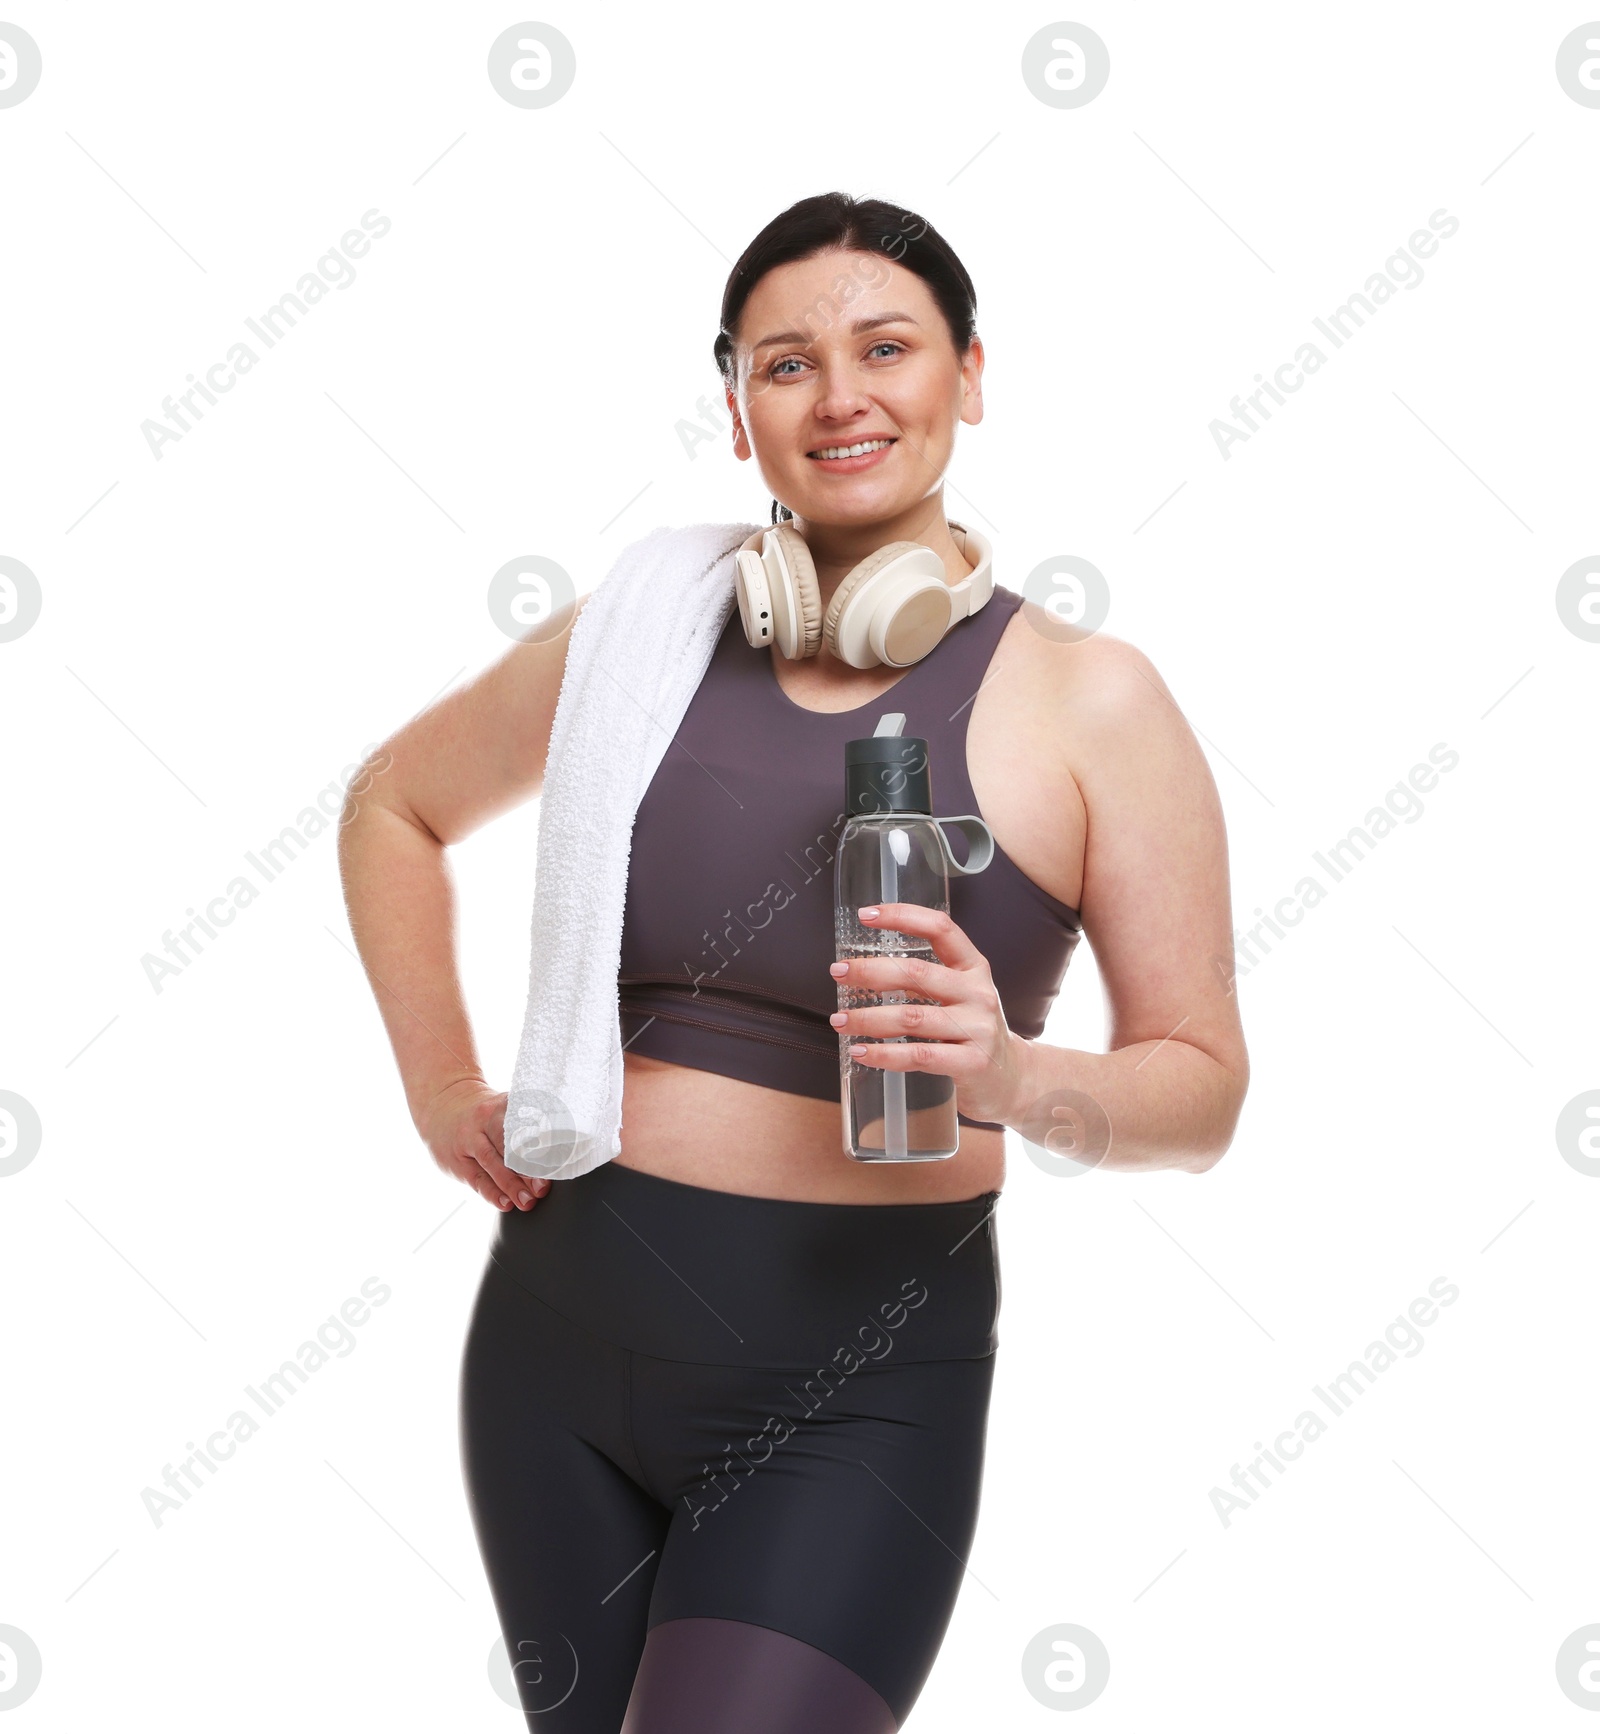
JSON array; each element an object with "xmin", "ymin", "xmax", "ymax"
[{"xmin": 835, "ymin": 712, "xmax": 995, "ymax": 1161}]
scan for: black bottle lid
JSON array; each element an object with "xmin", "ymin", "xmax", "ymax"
[{"xmin": 845, "ymin": 723, "xmax": 933, "ymax": 817}]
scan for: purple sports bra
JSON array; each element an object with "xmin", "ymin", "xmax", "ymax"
[{"xmin": 616, "ymin": 582, "xmax": 1083, "ymax": 1131}]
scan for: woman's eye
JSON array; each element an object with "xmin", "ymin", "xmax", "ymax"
[
  {"xmin": 769, "ymin": 357, "xmax": 803, "ymax": 377},
  {"xmin": 868, "ymin": 342, "xmax": 904, "ymax": 359}
]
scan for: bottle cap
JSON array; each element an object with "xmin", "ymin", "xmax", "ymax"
[{"xmin": 845, "ymin": 714, "xmax": 933, "ymax": 816}]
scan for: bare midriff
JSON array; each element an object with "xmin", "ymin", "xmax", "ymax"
[{"xmin": 614, "ymin": 1052, "xmax": 1007, "ymax": 1203}]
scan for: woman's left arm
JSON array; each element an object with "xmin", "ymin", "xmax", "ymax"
[{"xmin": 831, "ymin": 635, "xmax": 1249, "ymax": 1176}]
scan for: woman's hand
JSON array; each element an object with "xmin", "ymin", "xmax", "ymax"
[
  {"xmin": 416, "ymin": 1076, "xmax": 551, "ymax": 1212},
  {"xmin": 828, "ymin": 903, "xmax": 1036, "ymax": 1130}
]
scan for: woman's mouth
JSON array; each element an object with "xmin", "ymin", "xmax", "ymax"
[{"xmin": 806, "ymin": 437, "xmax": 897, "ymax": 474}]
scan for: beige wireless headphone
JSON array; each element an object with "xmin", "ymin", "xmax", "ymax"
[{"xmin": 734, "ymin": 520, "xmax": 994, "ymax": 670}]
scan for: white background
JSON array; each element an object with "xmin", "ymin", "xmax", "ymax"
[{"xmin": 2, "ymin": 1, "xmax": 1596, "ymax": 1727}]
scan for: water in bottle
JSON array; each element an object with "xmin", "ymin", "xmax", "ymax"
[{"xmin": 834, "ymin": 713, "xmax": 995, "ymax": 1161}]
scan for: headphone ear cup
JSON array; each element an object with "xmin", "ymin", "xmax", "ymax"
[
  {"xmin": 734, "ymin": 550, "xmax": 773, "ymax": 647},
  {"xmin": 771, "ymin": 524, "xmax": 823, "ymax": 658},
  {"xmin": 821, "ymin": 540, "xmax": 925, "ymax": 665}
]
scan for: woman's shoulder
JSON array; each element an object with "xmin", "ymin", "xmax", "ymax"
[
  {"xmin": 991, "ymin": 600, "xmax": 1195, "ymax": 791},
  {"xmin": 993, "ymin": 594, "xmax": 1169, "ymax": 723}
]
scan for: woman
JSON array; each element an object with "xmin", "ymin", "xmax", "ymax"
[{"xmin": 339, "ymin": 192, "xmax": 1248, "ymax": 1731}]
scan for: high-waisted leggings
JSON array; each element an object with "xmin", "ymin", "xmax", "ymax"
[{"xmin": 459, "ymin": 1159, "xmax": 1002, "ymax": 1731}]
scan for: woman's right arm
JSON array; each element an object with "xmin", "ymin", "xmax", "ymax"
[{"xmin": 337, "ymin": 598, "xmax": 589, "ymax": 1213}]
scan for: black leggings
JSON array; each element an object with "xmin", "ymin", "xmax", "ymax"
[{"xmin": 459, "ymin": 1159, "xmax": 1002, "ymax": 1731}]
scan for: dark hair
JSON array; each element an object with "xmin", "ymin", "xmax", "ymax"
[{"xmin": 713, "ymin": 189, "xmax": 977, "ymax": 403}]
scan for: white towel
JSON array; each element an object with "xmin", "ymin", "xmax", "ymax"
[{"xmin": 504, "ymin": 519, "xmax": 761, "ymax": 1180}]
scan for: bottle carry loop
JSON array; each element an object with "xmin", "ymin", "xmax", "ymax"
[{"xmin": 932, "ymin": 815, "xmax": 995, "ymax": 877}]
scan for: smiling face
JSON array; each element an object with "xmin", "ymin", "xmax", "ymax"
[{"xmin": 726, "ymin": 248, "xmax": 983, "ymax": 532}]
